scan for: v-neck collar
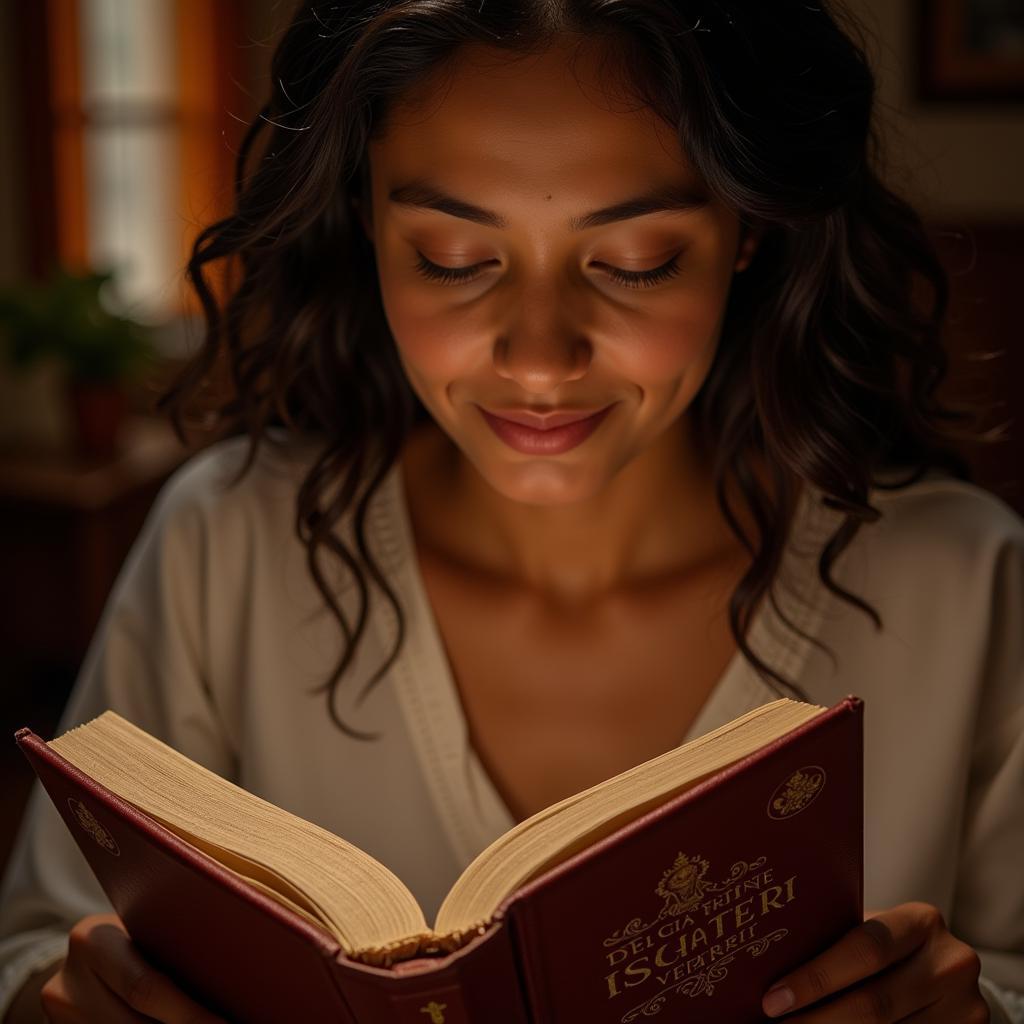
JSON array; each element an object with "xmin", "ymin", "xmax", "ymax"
[{"xmin": 369, "ymin": 458, "xmax": 840, "ymax": 868}]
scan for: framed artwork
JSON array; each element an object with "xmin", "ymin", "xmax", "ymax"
[{"xmin": 917, "ymin": 0, "xmax": 1024, "ymax": 101}]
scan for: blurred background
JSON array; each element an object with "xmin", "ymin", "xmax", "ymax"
[{"xmin": 0, "ymin": 0, "xmax": 1022, "ymax": 879}]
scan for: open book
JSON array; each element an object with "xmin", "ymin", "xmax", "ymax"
[{"xmin": 16, "ymin": 694, "xmax": 863, "ymax": 1024}]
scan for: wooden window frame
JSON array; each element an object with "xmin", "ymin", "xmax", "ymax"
[{"xmin": 14, "ymin": 0, "xmax": 247, "ymax": 318}]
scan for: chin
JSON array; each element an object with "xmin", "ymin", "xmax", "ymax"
[{"xmin": 469, "ymin": 449, "xmax": 612, "ymax": 507}]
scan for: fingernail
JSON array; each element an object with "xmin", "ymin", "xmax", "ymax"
[{"xmin": 763, "ymin": 985, "xmax": 795, "ymax": 1017}]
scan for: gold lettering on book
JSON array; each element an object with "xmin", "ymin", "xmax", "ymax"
[
  {"xmin": 768, "ymin": 766, "xmax": 826, "ymax": 819},
  {"xmin": 602, "ymin": 853, "xmax": 797, "ymax": 1019},
  {"xmin": 418, "ymin": 1001, "xmax": 447, "ymax": 1022},
  {"xmin": 67, "ymin": 798, "xmax": 120, "ymax": 856}
]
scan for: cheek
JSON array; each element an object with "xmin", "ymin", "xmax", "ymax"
[
  {"xmin": 615, "ymin": 322, "xmax": 703, "ymax": 382},
  {"xmin": 611, "ymin": 288, "xmax": 729, "ymax": 385},
  {"xmin": 377, "ymin": 275, "xmax": 472, "ymax": 385},
  {"xmin": 393, "ymin": 320, "xmax": 475, "ymax": 392}
]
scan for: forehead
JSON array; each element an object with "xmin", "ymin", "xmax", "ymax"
[{"xmin": 367, "ymin": 37, "xmax": 698, "ymax": 198}]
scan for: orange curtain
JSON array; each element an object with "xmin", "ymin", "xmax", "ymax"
[
  {"xmin": 175, "ymin": 0, "xmax": 245, "ymax": 315},
  {"xmin": 37, "ymin": 0, "xmax": 246, "ymax": 312},
  {"xmin": 47, "ymin": 0, "xmax": 88, "ymax": 273}
]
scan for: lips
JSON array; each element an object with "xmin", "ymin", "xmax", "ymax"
[
  {"xmin": 480, "ymin": 406, "xmax": 610, "ymax": 431},
  {"xmin": 479, "ymin": 404, "xmax": 614, "ymax": 456}
]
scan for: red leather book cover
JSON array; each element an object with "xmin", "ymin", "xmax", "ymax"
[
  {"xmin": 499, "ymin": 694, "xmax": 863, "ymax": 1023},
  {"xmin": 16, "ymin": 695, "xmax": 860, "ymax": 1023}
]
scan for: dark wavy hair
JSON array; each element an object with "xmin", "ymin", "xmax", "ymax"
[{"xmin": 159, "ymin": 0, "xmax": 997, "ymax": 740}]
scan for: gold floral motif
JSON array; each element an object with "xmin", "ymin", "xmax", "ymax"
[
  {"xmin": 768, "ymin": 766, "xmax": 826, "ymax": 819},
  {"xmin": 67, "ymin": 798, "xmax": 120, "ymax": 856}
]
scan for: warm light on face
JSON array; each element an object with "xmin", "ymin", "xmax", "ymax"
[{"xmin": 359, "ymin": 39, "xmax": 756, "ymax": 507}]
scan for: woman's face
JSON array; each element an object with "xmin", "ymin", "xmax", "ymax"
[{"xmin": 359, "ymin": 36, "xmax": 758, "ymax": 507}]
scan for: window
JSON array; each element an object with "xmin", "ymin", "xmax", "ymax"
[{"xmin": 31, "ymin": 0, "xmax": 248, "ymax": 325}]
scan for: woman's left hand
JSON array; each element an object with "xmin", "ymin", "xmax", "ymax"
[{"xmin": 760, "ymin": 901, "xmax": 990, "ymax": 1022}]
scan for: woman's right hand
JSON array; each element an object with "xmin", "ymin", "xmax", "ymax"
[{"xmin": 39, "ymin": 913, "xmax": 229, "ymax": 1023}]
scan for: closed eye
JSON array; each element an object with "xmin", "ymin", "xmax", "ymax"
[{"xmin": 412, "ymin": 252, "xmax": 683, "ymax": 290}]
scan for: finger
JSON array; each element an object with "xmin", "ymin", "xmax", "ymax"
[
  {"xmin": 762, "ymin": 943, "xmax": 943, "ymax": 1024},
  {"xmin": 762, "ymin": 903, "xmax": 938, "ymax": 1018},
  {"xmin": 41, "ymin": 966, "xmax": 155, "ymax": 1024},
  {"xmin": 85, "ymin": 921, "xmax": 228, "ymax": 1023}
]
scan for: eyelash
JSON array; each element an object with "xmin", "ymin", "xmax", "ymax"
[{"xmin": 412, "ymin": 252, "xmax": 683, "ymax": 290}]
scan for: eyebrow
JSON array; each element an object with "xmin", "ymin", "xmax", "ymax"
[{"xmin": 387, "ymin": 179, "xmax": 711, "ymax": 231}]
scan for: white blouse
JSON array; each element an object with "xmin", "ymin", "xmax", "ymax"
[{"xmin": 1, "ymin": 434, "xmax": 1022, "ymax": 1022}]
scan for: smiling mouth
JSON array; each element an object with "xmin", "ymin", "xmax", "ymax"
[
  {"xmin": 479, "ymin": 406, "xmax": 612, "ymax": 431},
  {"xmin": 478, "ymin": 404, "xmax": 615, "ymax": 456}
]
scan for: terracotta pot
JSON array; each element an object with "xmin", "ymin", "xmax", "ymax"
[{"xmin": 67, "ymin": 379, "xmax": 126, "ymax": 457}]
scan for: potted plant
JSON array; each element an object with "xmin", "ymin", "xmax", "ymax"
[{"xmin": 0, "ymin": 266, "xmax": 156, "ymax": 456}]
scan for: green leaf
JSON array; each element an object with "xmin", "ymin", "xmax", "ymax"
[{"xmin": 0, "ymin": 265, "xmax": 157, "ymax": 382}]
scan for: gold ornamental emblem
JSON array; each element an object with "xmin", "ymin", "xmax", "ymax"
[
  {"xmin": 418, "ymin": 1001, "xmax": 447, "ymax": 1022},
  {"xmin": 654, "ymin": 853, "xmax": 711, "ymax": 916},
  {"xmin": 767, "ymin": 766, "xmax": 826, "ymax": 819},
  {"xmin": 67, "ymin": 798, "xmax": 120, "ymax": 856}
]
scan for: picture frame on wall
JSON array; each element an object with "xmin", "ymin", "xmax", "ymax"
[{"xmin": 917, "ymin": 0, "xmax": 1024, "ymax": 101}]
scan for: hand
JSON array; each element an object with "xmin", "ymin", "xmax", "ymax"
[
  {"xmin": 40, "ymin": 913, "xmax": 229, "ymax": 1023},
  {"xmin": 760, "ymin": 902, "xmax": 990, "ymax": 1023}
]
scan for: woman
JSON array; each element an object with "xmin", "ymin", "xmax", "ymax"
[{"xmin": 1, "ymin": 1, "xmax": 1021, "ymax": 1021}]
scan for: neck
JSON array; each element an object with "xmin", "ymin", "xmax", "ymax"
[{"xmin": 401, "ymin": 414, "xmax": 783, "ymax": 608}]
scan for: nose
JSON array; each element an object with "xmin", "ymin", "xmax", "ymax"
[{"xmin": 492, "ymin": 280, "xmax": 593, "ymax": 392}]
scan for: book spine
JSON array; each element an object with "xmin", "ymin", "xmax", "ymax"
[{"xmin": 330, "ymin": 920, "xmax": 533, "ymax": 1023}]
